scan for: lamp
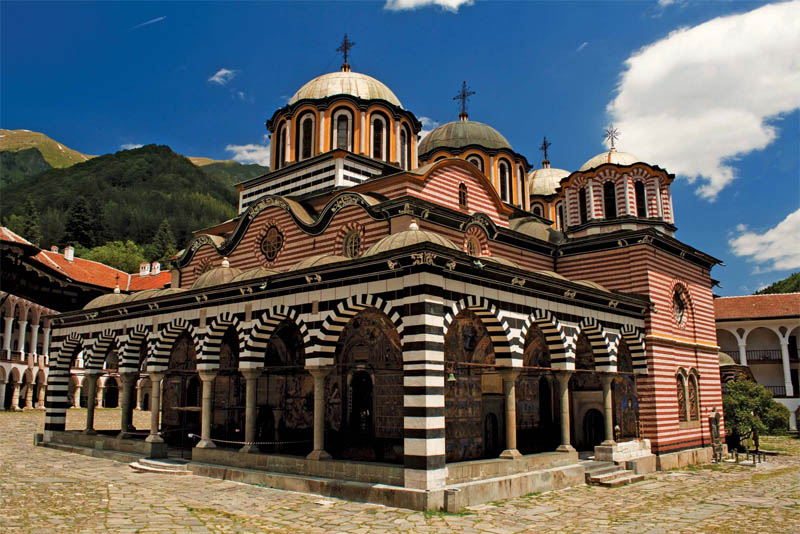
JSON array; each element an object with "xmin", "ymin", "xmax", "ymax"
[{"xmin": 447, "ymin": 371, "xmax": 456, "ymax": 382}]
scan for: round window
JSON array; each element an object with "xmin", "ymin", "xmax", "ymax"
[
  {"xmin": 673, "ymin": 290, "xmax": 686, "ymax": 325},
  {"xmin": 260, "ymin": 226, "xmax": 284, "ymax": 262},
  {"xmin": 343, "ymin": 230, "xmax": 361, "ymax": 258}
]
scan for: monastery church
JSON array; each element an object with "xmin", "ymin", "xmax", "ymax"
[{"xmin": 42, "ymin": 41, "xmax": 723, "ymax": 510}]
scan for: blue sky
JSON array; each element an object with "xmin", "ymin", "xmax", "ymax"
[{"xmin": 2, "ymin": 1, "xmax": 798, "ymax": 295}]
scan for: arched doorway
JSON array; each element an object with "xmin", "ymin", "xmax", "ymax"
[
  {"xmin": 570, "ymin": 332, "xmax": 602, "ymax": 450},
  {"xmin": 583, "ymin": 409, "xmax": 604, "ymax": 449},
  {"xmin": 518, "ymin": 323, "xmax": 558, "ymax": 453},
  {"xmin": 161, "ymin": 332, "xmax": 201, "ymax": 449},
  {"xmin": 444, "ymin": 308, "xmax": 503, "ymax": 462},
  {"xmin": 104, "ymin": 377, "xmax": 119, "ymax": 408},
  {"xmin": 3, "ymin": 368, "xmax": 19, "ymax": 410},
  {"xmin": 211, "ymin": 327, "xmax": 245, "ymax": 446},
  {"xmin": 350, "ymin": 370, "xmax": 374, "ymax": 437},
  {"xmin": 614, "ymin": 339, "xmax": 640, "ymax": 440}
]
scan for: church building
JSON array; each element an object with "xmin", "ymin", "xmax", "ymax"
[{"xmin": 43, "ymin": 41, "xmax": 724, "ymax": 510}]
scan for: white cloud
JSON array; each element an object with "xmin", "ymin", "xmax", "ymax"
[
  {"xmin": 576, "ymin": 41, "xmax": 588, "ymax": 52},
  {"xmin": 418, "ymin": 116, "xmax": 440, "ymax": 144},
  {"xmin": 208, "ymin": 68, "xmax": 237, "ymax": 86},
  {"xmin": 729, "ymin": 208, "xmax": 800, "ymax": 272},
  {"xmin": 225, "ymin": 136, "xmax": 270, "ymax": 166},
  {"xmin": 120, "ymin": 143, "xmax": 144, "ymax": 150},
  {"xmin": 132, "ymin": 16, "xmax": 166, "ymax": 29},
  {"xmin": 657, "ymin": 0, "xmax": 677, "ymax": 6},
  {"xmin": 384, "ymin": 0, "xmax": 473, "ymax": 12},
  {"xmin": 608, "ymin": 2, "xmax": 800, "ymax": 199}
]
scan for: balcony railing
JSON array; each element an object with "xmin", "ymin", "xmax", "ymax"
[
  {"xmin": 746, "ymin": 349, "xmax": 782, "ymax": 362},
  {"xmin": 764, "ymin": 385, "xmax": 787, "ymax": 397}
]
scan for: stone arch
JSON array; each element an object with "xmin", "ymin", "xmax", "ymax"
[
  {"xmin": 519, "ymin": 310, "xmax": 570, "ymax": 369},
  {"xmin": 241, "ymin": 305, "xmax": 311, "ymax": 369},
  {"xmin": 314, "ymin": 294, "xmax": 403, "ymax": 367},
  {"xmin": 22, "ymin": 367, "xmax": 34, "ymax": 385},
  {"xmin": 576, "ymin": 317, "xmax": 615, "ymax": 372},
  {"xmin": 444, "ymin": 296, "xmax": 515, "ymax": 366},
  {"xmin": 85, "ymin": 329, "xmax": 118, "ymax": 372},
  {"xmin": 149, "ymin": 318, "xmax": 198, "ymax": 373},
  {"xmin": 8, "ymin": 366, "xmax": 21, "ymax": 384},
  {"xmin": 119, "ymin": 324, "xmax": 149, "ymax": 374},
  {"xmin": 0, "ymin": 366, "xmax": 6, "ymax": 383},
  {"xmin": 45, "ymin": 332, "xmax": 84, "ymax": 432},
  {"xmin": 620, "ymin": 325, "xmax": 648, "ymax": 374},
  {"xmin": 198, "ymin": 312, "xmax": 244, "ymax": 371}
]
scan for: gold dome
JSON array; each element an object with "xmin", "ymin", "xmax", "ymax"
[{"xmin": 289, "ymin": 71, "xmax": 402, "ymax": 108}]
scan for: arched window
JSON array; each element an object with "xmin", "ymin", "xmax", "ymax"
[
  {"xmin": 275, "ymin": 123, "xmax": 286, "ymax": 170},
  {"xmin": 400, "ymin": 126, "xmax": 410, "ymax": 169},
  {"xmin": 299, "ymin": 115, "xmax": 314, "ymax": 160},
  {"xmin": 556, "ymin": 202, "xmax": 564, "ymax": 230},
  {"xmin": 518, "ymin": 167, "xmax": 525, "ymax": 208},
  {"xmin": 532, "ymin": 203, "xmax": 543, "ymax": 217},
  {"xmin": 498, "ymin": 160, "xmax": 510, "ymax": 202},
  {"xmin": 635, "ymin": 181, "xmax": 647, "ymax": 217},
  {"xmin": 371, "ymin": 115, "xmax": 386, "ymax": 161},
  {"xmin": 458, "ymin": 183, "xmax": 468, "ymax": 208},
  {"xmin": 688, "ymin": 373, "xmax": 700, "ymax": 421},
  {"xmin": 343, "ymin": 230, "xmax": 361, "ymax": 258},
  {"xmin": 578, "ymin": 187, "xmax": 588, "ymax": 224},
  {"xmin": 466, "ymin": 236, "xmax": 480, "ymax": 257},
  {"xmin": 333, "ymin": 109, "xmax": 353, "ymax": 151},
  {"xmin": 467, "ymin": 156, "xmax": 483, "ymax": 172},
  {"xmin": 603, "ymin": 181, "xmax": 617, "ymax": 218},
  {"xmin": 676, "ymin": 371, "xmax": 688, "ymax": 423}
]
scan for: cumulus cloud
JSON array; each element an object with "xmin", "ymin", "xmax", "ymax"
[
  {"xmin": 418, "ymin": 116, "xmax": 440, "ymax": 144},
  {"xmin": 608, "ymin": 2, "xmax": 800, "ymax": 199},
  {"xmin": 384, "ymin": 0, "xmax": 473, "ymax": 12},
  {"xmin": 208, "ymin": 68, "xmax": 236, "ymax": 86},
  {"xmin": 120, "ymin": 143, "xmax": 144, "ymax": 150},
  {"xmin": 729, "ymin": 208, "xmax": 800, "ymax": 272},
  {"xmin": 225, "ymin": 136, "xmax": 270, "ymax": 166},
  {"xmin": 132, "ymin": 16, "xmax": 166, "ymax": 29}
]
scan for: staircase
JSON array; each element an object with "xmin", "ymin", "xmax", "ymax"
[
  {"xmin": 129, "ymin": 458, "xmax": 192, "ymax": 475},
  {"xmin": 581, "ymin": 459, "xmax": 643, "ymax": 488}
]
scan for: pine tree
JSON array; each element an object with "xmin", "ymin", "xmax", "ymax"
[
  {"xmin": 20, "ymin": 199, "xmax": 43, "ymax": 246},
  {"xmin": 149, "ymin": 218, "xmax": 178, "ymax": 264},
  {"xmin": 64, "ymin": 196, "xmax": 95, "ymax": 248}
]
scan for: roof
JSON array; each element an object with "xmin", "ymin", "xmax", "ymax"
[
  {"xmin": 715, "ymin": 293, "xmax": 800, "ymax": 320},
  {"xmin": 579, "ymin": 148, "xmax": 641, "ymax": 172},
  {"xmin": 0, "ymin": 226, "xmax": 33, "ymax": 245},
  {"xmin": 418, "ymin": 120, "xmax": 511, "ymax": 155},
  {"xmin": 289, "ymin": 71, "xmax": 402, "ymax": 107}
]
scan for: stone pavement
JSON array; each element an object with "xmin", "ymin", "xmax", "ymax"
[{"xmin": 1, "ymin": 409, "xmax": 799, "ymax": 533}]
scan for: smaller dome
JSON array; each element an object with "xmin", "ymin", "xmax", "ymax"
[
  {"xmin": 574, "ymin": 280, "xmax": 608, "ymax": 292},
  {"xmin": 418, "ymin": 120, "xmax": 512, "ymax": 155},
  {"xmin": 84, "ymin": 292, "xmax": 128, "ymax": 310},
  {"xmin": 289, "ymin": 254, "xmax": 349, "ymax": 272},
  {"xmin": 579, "ymin": 148, "xmax": 640, "ymax": 171},
  {"xmin": 719, "ymin": 352, "xmax": 738, "ymax": 367},
  {"xmin": 528, "ymin": 166, "xmax": 569, "ymax": 196},
  {"xmin": 364, "ymin": 220, "xmax": 459, "ymax": 256},
  {"xmin": 152, "ymin": 288, "xmax": 185, "ymax": 298},
  {"xmin": 231, "ymin": 267, "xmax": 281, "ymax": 283},
  {"xmin": 125, "ymin": 288, "xmax": 161, "ymax": 302},
  {"xmin": 289, "ymin": 71, "xmax": 402, "ymax": 108},
  {"xmin": 511, "ymin": 218, "xmax": 564, "ymax": 244},
  {"xmin": 191, "ymin": 258, "xmax": 242, "ymax": 289},
  {"xmin": 479, "ymin": 255, "xmax": 520, "ymax": 269}
]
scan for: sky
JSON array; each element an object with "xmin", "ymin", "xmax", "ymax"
[{"xmin": 2, "ymin": 0, "xmax": 798, "ymax": 296}]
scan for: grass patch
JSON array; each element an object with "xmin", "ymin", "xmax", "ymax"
[{"xmin": 751, "ymin": 466, "xmax": 799, "ymax": 483}]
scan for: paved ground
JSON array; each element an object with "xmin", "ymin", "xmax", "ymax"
[{"xmin": 1, "ymin": 408, "xmax": 799, "ymax": 533}]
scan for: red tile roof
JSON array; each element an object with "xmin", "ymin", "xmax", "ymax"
[
  {"xmin": 0, "ymin": 226, "xmax": 33, "ymax": 245},
  {"xmin": 715, "ymin": 293, "xmax": 800, "ymax": 320},
  {"xmin": 128, "ymin": 271, "xmax": 172, "ymax": 291}
]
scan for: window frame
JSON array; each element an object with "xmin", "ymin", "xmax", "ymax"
[{"xmin": 603, "ymin": 180, "xmax": 617, "ymax": 219}]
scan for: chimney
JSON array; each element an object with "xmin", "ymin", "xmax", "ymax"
[
  {"xmin": 50, "ymin": 246, "xmax": 59, "ymax": 253},
  {"xmin": 139, "ymin": 262, "xmax": 151, "ymax": 277},
  {"xmin": 64, "ymin": 246, "xmax": 74, "ymax": 262},
  {"xmin": 151, "ymin": 261, "xmax": 161, "ymax": 275}
]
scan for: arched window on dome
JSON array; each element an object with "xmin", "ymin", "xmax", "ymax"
[
  {"xmin": 298, "ymin": 114, "xmax": 315, "ymax": 161},
  {"xmin": 275, "ymin": 122, "xmax": 287, "ymax": 170},
  {"xmin": 603, "ymin": 181, "xmax": 617, "ymax": 219},
  {"xmin": 556, "ymin": 201, "xmax": 564, "ymax": 230},
  {"xmin": 467, "ymin": 155, "xmax": 484, "ymax": 172},
  {"xmin": 578, "ymin": 187, "xmax": 588, "ymax": 224},
  {"xmin": 371, "ymin": 114, "xmax": 388, "ymax": 161},
  {"xmin": 518, "ymin": 166, "xmax": 526, "ymax": 209},
  {"xmin": 458, "ymin": 183, "xmax": 468, "ymax": 209},
  {"xmin": 532, "ymin": 203, "xmax": 544, "ymax": 217},
  {"xmin": 332, "ymin": 108, "xmax": 353, "ymax": 152},
  {"xmin": 634, "ymin": 181, "xmax": 647, "ymax": 217},
  {"xmin": 400, "ymin": 126, "xmax": 411, "ymax": 170},
  {"xmin": 498, "ymin": 160, "xmax": 510, "ymax": 203}
]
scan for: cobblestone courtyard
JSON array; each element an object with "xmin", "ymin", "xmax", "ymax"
[{"xmin": 1, "ymin": 409, "xmax": 799, "ymax": 533}]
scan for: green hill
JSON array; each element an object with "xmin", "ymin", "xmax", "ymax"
[
  {"xmin": 755, "ymin": 272, "xmax": 800, "ymax": 295},
  {"xmin": 0, "ymin": 147, "xmax": 51, "ymax": 186},
  {"xmin": 202, "ymin": 160, "xmax": 269, "ymax": 186},
  {"xmin": 0, "ymin": 128, "xmax": 93, "ymax": 168},
  {"xmin": 0, "ymin": 144, "xmax": 238, "ymax": 248}
]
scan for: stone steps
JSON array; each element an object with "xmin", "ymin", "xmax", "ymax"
[
  {"xmin": 129, "ymin": 458, "xmax": 192, "ymax": 475},
  {"xmin": 581, "ymin": 459, "xmax": 643, "ymax": 488}
]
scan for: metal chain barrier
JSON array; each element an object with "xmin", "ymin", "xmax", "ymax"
[{"xmin": 186, "ymin": 433, "xmax": 312, "ymax": 447}]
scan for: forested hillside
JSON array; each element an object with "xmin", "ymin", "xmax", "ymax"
[
  {"xmin": 0, "ymin": 148, "xmax": 51, "ymax": 186},
  {"xmin": 755, "ymin": 272, "xmax": 800, "ymax": 295}
]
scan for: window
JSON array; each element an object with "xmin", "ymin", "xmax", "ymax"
[
  {"xmin": 518, "ymin": 167, "xmax": 525, "ymax": 208},
  {"xmin": 688, "ymin": 373, "xmax": 700, "ymax": 421},
  {"xmin": 578, "ymin": 187, "xmax": 588, "ymax": 224},
  {"xmin": 467, "ymin": 156, "xmax": 483, "ymax": 172},
  {"xmin": 466, "ymin": 236, "xmax": 480, "ymax": 257},
  {"xmin": 343, "ymin": 230, "xmax": 361, "ymax": 258},
  {"xmin": 458, "ymin": 183, "xmax": 468, "ymax": 208},
  {"xmin": 635, "ymin": 181, "xmax": 647, "ymax": 217},
  {"xmin": 677, "ymin": 372, "xmax": 687, "ymax": 422},
  {"xmin": 275, "ymin": 123, "xmax": 286, "ymax": 170},
  {"xmin": 532, "ymin": 204, "xmax": 543, "ymax": 217},
  {"xmin": 556, "ymin": 202, "xmax": 564, "ymax": 230},
  {"xmin": 260, "ymin": 226, "xmax": 284, "ymax": 262},
  {"xmin": 499, "ymin": 161, "xmax": 510, "ymax": 202},
  {"xmin": 371, "ymin": 115, "xmax": 386, "ymax": 161},
  {"xmin": 300, "ymin": 116, "xmax": 314, "ymax": 160},
  {"xmin": 673, "ymin": 290, "xmax": 686, "ymax": 326},
  {"xmin": 333, "ymin": 109, "xmax": 353, "ymax": 151},
  {"xmin": 603, "ymin": 181, "xmax": 617, "ymax": 218},
  {"xmin": 400, "ymin": 128, "xmax": 408, "ymax": 169}
]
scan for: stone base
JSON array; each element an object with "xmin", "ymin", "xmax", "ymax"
[
  {"xmin": 196, "ymin": 439, "xmax": 216, "ymax": 449},
  {"xmin": 499, "ymin": 448, "xmax": 522, "ymax": 459},
  {"xmin": 594, "ymin": 439, "xmax": 651, "ymax": 462},
  {"xmin": 656, "ymin": 446, "xmax": 715, "ymax": 471},
  {"xmin": 556, "ymin": 444, "xmax": 575, "ymax": 453},
  {"xmin": 41, "ymin": 430, "xmax": 168, "ymax": 459},
  {"xmin": 306, "ymin": 449, "xmax": 331, "ymax": 461}
]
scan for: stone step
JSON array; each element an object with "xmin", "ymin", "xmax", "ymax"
[
  {"xmin": 596, "ymin": 472, "xmax": 644, "ymax": 488},
  {"xmin": 584, "ymin": 464, "xmax": 622, "ymax": 481},
  {"xmin": 138, "ymin": 458, "xmax": 190, "ymax": 470},
  {"xmin": 129, "ymin": 461, "xmax": 192, "ymax": 475},
  {"xmin": 581, "ymin": 460, "xmax": 616, "ymax": 475}
]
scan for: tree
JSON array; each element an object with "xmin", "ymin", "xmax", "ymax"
[
  {"xmin": 20, "ymin": 199, "xmax": 43, "ymax": 246},
  {"xmin": 64, "ymin": 196, "xmax": 95, "ymax": 248},
  {"xmin": 722, "ymin": 379, "xmax": 790, "ymax": 450},
  {"xmin": 147, "ymin": 219, "xmax": 178, "ymax": 264},
  {"xmin": 81, "ymin": 240, "xmax": 146, "ymax": 273}
]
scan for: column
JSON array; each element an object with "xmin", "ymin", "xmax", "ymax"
[
  {"xmin": 2, "ymin": 316, "xmax": 13, "ymax": 357},
  {"xmin": 41, "ymin": 326, "xmax": 51, "ymax": 365},
  {"xmin": 556, "ymin": 371, "xmax": 574, "ymax": 452},
  {"xmin": 118, "ymin": 373, "xmax": 137, "ymax": 437},
  {"xmin": 737, "ymin": 339, "xmax": 748, "ymax": 366},
  {"xmin": 73, "ymin": 383, "xmax": 82, "ymax": 408},
  {"xmin": 146, "ymin": 373, "xmax": 165, "ymax": 443},
  {"xmin": 16, "ymin": 320, "xmax": 27, "ymax": 356},
  {"xmin": 24, "ymin": 382, "xmax": 34, "ymax": 409},
  {"xmin": 29, "ymin": 324, "xmax": 40, "ymax": 358},
  {"xmin": 84, "ymin": 373, "xmax": 99, "ymax": 434},
  {"xmin": 10, "ymin": 382, "xmax": 20, "ymax": 411},
  {"xmin": 196, "ymin": 371, "xmax": 217, "ymax": 449},
  {"xmin": 500, "ymin": 370, "xmax": 522, "ymax": 459},
  {"xmin": 37, "ymin": 381, "xmax": 46, "ymax": 409},
  {"xmin": 360, "ymin": 112, "xmax": 366, "ymax": 154},
  {"xmin": 600, "ymin": 374, "xmax": 615, "ymax": 445},
  {"xmin": 240, "ymin": 369, "xmax": 260, "ymax": 454},
  {"xmin": 780, "ymin": 341, "xmax": 794, "ymax": 397},
  {"xmin": 96, "ymin": 384, "xmax": 105, "ymax": 408},
  {"xmin": 318, "ymin": 112, "xmax": 325, "ymax": 153},
  {"xmin": 0, "ymin": 381, "xmax": 5, "ymax": 410},
  {"xmin": 306, "ymin": 367, "xmax": 331, "ymax": 460}
]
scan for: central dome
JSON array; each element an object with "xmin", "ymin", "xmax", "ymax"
[
  {"xmin": 418, "ymin": 120, "xmax": 512, "ymax": 155},
  {"xmin": 579, "ymin": 148, "xmax": 640, "ymax": 172},
  {"xmin": 289, "ymin": 71, "xmax": 402, "ymax": 108}
]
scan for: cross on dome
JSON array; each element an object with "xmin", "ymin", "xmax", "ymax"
[
  {"xmin": 337, "ymin": 34, "xmax": 355, "ymax": 72},
  {"xmin": 453, "ymin": 81, "xmax": 475, "ymax": 121},
  {"xmin": 604, "ymin": 125, "xmax": 620, "ymax": 151},
  {"xmin": 539, "ymin": 136, "xmax": 552, "ymax": 168}
]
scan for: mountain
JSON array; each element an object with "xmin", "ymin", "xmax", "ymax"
[
  {"xmin": 0, "ymin": 144, "xmax": 238, "ymax": 248},
  {"xmin": 201, "ymin": 161, "xmax": 269, "ymax": 186},
  {"xmin": 0, "ymin": 148, "xmax": 51, "ymax": 186},
  {"xmin": 754, "ymin": 272, "xmax": 800, "ymax": 295},
  {"xmin": 0, "ymin": 128, "xmax": 93, "ymax": 168}
]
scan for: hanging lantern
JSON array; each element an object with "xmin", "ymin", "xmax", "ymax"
[{"xmin": 447, "ymin": 371, "xmax": 457, "ymax": 382}]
